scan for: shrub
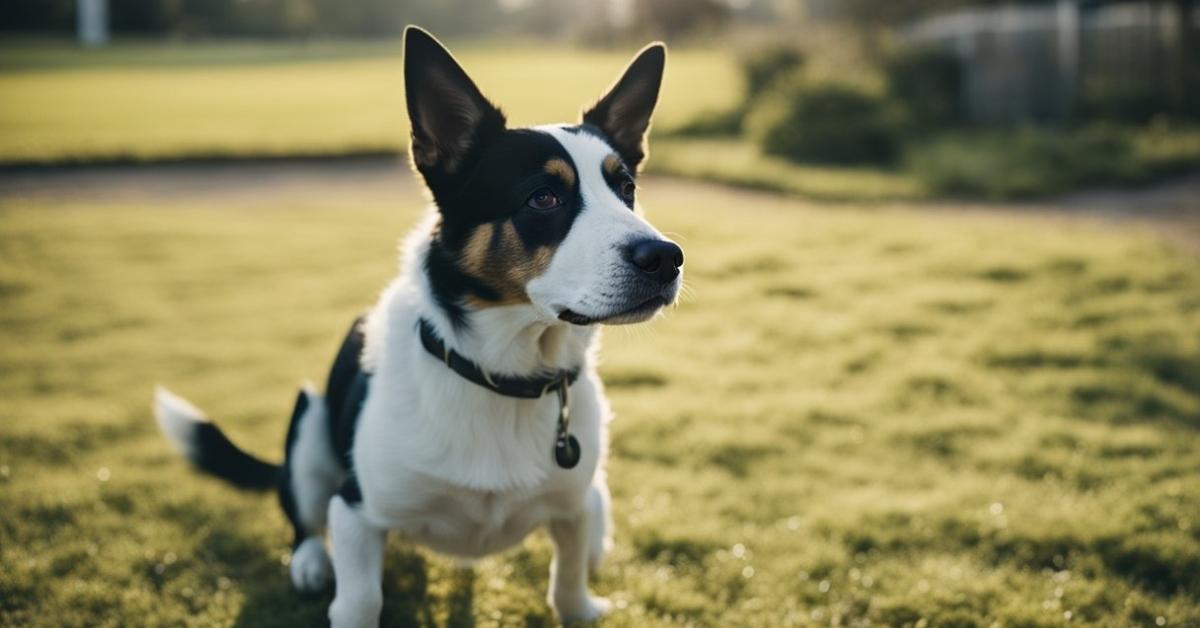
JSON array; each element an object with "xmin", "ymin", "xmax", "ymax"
[
  {"xmin": 667, "ymin": 108, "xmax": 744, "ymax": 138},
  {"xmin": 885, "ymin": 46, "xmax": 963, "ymax": 130},
  {"xmin": 669, "ymin": 44, "xmax": 805, "ymax": 138},
  {"xmin": 749, "ymin": 81, "xmax": 904, "ymax": 165},
  {"xmin": 1078, "ymin": 83, "xmax": 1168, "ymax": 124},
  {"xmin": 740, "ymin": 45, "xmax": 806, "ymax": 100},
  {"xmin": 905, "ymin": 126, "xmax": 1146, "ymax": 199}
]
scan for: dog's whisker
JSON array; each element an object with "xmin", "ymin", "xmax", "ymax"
[{"xmin": 661, "ymin": 230, "xmax": 689, "ymax": 243}]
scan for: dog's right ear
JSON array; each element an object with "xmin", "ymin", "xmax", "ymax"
[{"xmin": 404, "ymin": 26, "xmax": 505, "ymax": 179}]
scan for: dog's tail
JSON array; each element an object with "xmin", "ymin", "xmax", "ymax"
[{"xmin": 154, "ymin": 386, "xmax": 280, "ymax": 491}]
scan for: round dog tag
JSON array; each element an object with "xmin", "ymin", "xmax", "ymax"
[{"xmin": 555, "ymin": 434, "xmax": 581, "ymax": 469}]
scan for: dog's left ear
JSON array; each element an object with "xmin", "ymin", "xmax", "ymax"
[{"xmin": 582, "ymin": 43, "xmax": 666, "ymax": 173}]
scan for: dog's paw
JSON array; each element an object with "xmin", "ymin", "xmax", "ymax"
[
  {"xmin": 552, "ymin": 594, "xmax": 612, "ymax": 625},
  {"xmin": 290, "ymin": 537, "xmax": 333, "ymax": 593}
]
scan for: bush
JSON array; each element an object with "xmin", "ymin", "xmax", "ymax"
[
  {"xmin": 666, "ymin": 108, "xmax": 744, "ymax": 138},
  {"xmin": 749, "ymin": 81, "xmax": 904, "ymax": 165},
  {"xmin": 905, "ymin": 127, "xmax": 1146, "ymax": 199},
  {"xmin": 668, "ymin": 44, "xmax": 804, "ymax": 139},
  {"xmin": 740, "ymin": 45, "xmax": 806, "ymax": 100},
  {"xmin": 1078, "ymin": 83, "xmax": 1169, "ymax": 125},
  {"xmin": 885, "ymin": 47, "xmax": 963, "ymax": 130}
]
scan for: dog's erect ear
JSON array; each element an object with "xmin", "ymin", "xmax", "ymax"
[
  {"xmin": 404, "ymin": 26, "xmax": 505, "ymax": 178},
  {"xmin": 582, "ymin": 43, "xmax": 666, "ymax": 172}
]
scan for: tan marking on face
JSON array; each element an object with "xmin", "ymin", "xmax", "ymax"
[
  {"xmin": 603, "ymin": 154, "xmax": 623, "ymax": 177},
  {"xmin": 459, "ymin": 219, "xmax": 557, "ymax": 308},
  {"xmin": 461, "ymin": 222, "xmax": 494, "ymax": 276},
  {"xmin": 544, "ymin": 158, "xmax": 576, "ymax": 188}
]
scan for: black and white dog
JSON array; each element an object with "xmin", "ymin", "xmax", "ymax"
[{"xmin": 154, "ymin": 27, "xmax": 683, "ymax": 626}]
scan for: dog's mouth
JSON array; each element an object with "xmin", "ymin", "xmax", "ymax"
[{"xmin": 559, "ymin": 295, "xmax": 668, "ymax": 326}]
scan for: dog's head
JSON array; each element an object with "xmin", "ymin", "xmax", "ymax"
[{"xmin": 405, "ymin": 27, "xmax": 683, "ymax": 329}]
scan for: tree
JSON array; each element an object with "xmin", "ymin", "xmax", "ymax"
[{"xmin": 631, "ymin": 0, "xmax": 731, "ymax": 40}]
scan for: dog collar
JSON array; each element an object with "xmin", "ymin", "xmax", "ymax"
[{"xmin": 417, "ymin": 318, "xmax": 582, "ymax": 468}]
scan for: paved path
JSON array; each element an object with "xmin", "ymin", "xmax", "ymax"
[
  {"xmin": 0, "ymin": 158, "xmax": 421, "ymax": 206},
  {"xmin": 1, "ymin": 159, "xmax": 1197, "ymax": 252}
]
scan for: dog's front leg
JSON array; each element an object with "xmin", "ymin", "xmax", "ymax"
[
  {"xmin": 328, "ymin": 496, "xmax": 386, "ymax": 628},
  {"xmin": 547, "ymin": 512, "xmax": 611, "ymax": 624}
]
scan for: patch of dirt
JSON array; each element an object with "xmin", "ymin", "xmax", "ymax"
[
  {"xmin": 933, "ymin": 174, "xmax": 1200, "ymax": 254},
  {"xmin": 0, "ymin": 157, "xmax": 420, "ymax": 207},
  {"xmin": 1, "ymin": 159, "xmax": 1196, "ymax": 252}
]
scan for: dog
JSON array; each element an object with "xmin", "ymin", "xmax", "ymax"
[{"xmin": 154, "ymin": 26, "xmax": 683, "ymax": 626}]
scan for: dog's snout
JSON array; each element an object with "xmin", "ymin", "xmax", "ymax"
[{"xmin": 626, "ymin": 239, "xmax": 684, "ymax": 283}]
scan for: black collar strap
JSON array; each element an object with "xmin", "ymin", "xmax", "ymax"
[
  {"xmin": 417, "ymin": 317, "xmax": 582, "ymax": 469},
  {"xmin": 417, "ymin": 318, "xmax": 579, "ymax": 399}
]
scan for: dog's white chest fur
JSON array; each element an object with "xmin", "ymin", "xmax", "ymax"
[
  {"xmin": 348, "ymin": 253, "xmax": 608, "ymax": 559},
  {"xmin": 358, "ymin": 469, "xmax": 583, "ymax": 559}
]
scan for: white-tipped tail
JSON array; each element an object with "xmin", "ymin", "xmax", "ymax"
[
  {"xmin": 153, "ymin": 385, "xmax": 280, "ymax": 490},
  {"xmin": 154, "ymin": 385, "xmax": 208, "ymax": 463}
]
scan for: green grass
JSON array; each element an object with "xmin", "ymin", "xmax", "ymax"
[
  {"xmin": 0, "ymin": 39, "xmax": 739, "ymax": 165},
  {"xmin": 653, "ymin": 123, "xmax": 1200, "ymax": 202},
  {"xmin": 2, "ymin": 179, "xmax": 1199, "ymax": 626},
  {"xmin": 5, "ymin": 40, "xmax": 1199, "ymax": 202},
  {"xmin": 904, "ymin": 124, "xmax": 1200, "ymax": 200},
  {"xmin": 651, "ymin": 138, "xmax": 927, "ymax": 202}
]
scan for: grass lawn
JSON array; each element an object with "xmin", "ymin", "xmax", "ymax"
[
  {"xmin": 0, "ymin": 39, "xmax": 738, "ymax": 165},
  {"xmin": 653, "ymin": 126, "xmax": 1200, "ymax": 203},
  {"xmin": 7, "ymin": 39, "xmax": 1196, "ymax": 202},
  {"xmin": 652, "ymin": 138, "xmax": 929, "ymax": 203},
  {"xmin": 2, "ymin": 176, "xmax": 1199, "ymax": 626}
]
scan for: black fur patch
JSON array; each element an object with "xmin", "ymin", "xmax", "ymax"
[
  {"xmin": 278, "ymin": 316, "xmax": 369, "ymax": 537},
  {"xmin": 422, "ymin": 129, "xmax": 587, "ymax": 328},
  {"xmin": 332, "ymin": 373, "xmax": 369, "ymax": 470},
  {"xmin": 338, "ymin": 475, "xmax": 362, "ymax": 506},
  {"xmin": 324, "ymin": 316, "xmax": 369, "ymax": 470},
  {"xmin": 580, "ymin": 43, "xmax": 665, "ymax": 172},
  {"xmin": 189, "ymin": 422, "xmax": 279, "ymax": 490},
  {"xmin": 279, "ymin": 389, "xmax": 312, "ymax": 548}
]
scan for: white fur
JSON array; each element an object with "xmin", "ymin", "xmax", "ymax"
[
  {"xmin": 288, "ymin": 385, "xmax": 341, "ymax": 591},
  {"xmin": 292, "ymin": 536, "xmax": 334, "ymax": 592},
  {"xmin": 329, "ymin": 496, "xmax": 386, "ymax": 628},
  {"xmin": 585, "ymin": 477, "xmax": 613, "ymax": 574},
  {"xmin": 326, "ymin": 125, "xmax": 675, "ymax": 626},
  {"xmin": 154, "ymin": 385, "xmax": 208, "ymax": 462},
  {"xmin": 527, "ymin": 125, "xmax": 681, "ymax": 324},
  {"xmin": 291, "ymin": 385, "xmax": 342, "ymax": 529}
]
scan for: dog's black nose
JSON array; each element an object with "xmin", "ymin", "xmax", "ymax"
[{"xmin": 626, "ymin": 239, "xmax": 684, "ymax": 283}]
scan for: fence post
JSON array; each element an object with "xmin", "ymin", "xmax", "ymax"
[
  {"xmin": 77, "ymin": 0, "xmax": 110, "ymax": 48},
  {"xmin": 1056, "ymin": 0, "xmax": 1080, "ymax": 121}
]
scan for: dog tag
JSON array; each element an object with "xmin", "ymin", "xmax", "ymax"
[
  {"xmin": 555, "ymin": 433, "xmax": 581, "ymax": 469},
  {"xmin": 552, "ymin": 379, "xmax": 580, "ymax": 469}
]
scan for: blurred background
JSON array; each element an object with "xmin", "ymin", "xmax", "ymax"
[
  {"xmin": 2, "ymin": 0, "xmax": 1199, "ymax": 198},
  {"xmin": 1, "ymin": 1, "xmax": 1198, "ymax": 627}
]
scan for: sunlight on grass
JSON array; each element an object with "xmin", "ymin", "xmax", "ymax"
[
  {"xmin": 0, "ymin": 40, "xmax": 739, "ymax": 164},
  {"xmin": 2, "ymin": 179, "xmax": 1198, "ymax": 625},
  {"xmin": 651, "ymin": 138, "xmax": 927, "ymax": 202}
]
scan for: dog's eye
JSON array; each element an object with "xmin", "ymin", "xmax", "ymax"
[
  {"xmin": 619, "ymin": 179, "xmax": 636, "ymax": 202},
  {"xmin": 526, "ymin": 188, "xmax": 561, "ymax": 210}
]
